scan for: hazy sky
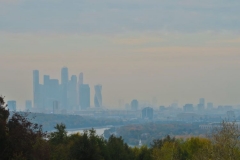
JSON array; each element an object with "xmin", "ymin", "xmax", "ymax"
[{"xmin": 1, "ymin": 0, "xmax": 240, "ymax": 109}]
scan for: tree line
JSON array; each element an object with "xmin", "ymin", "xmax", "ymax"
[{"xmin": 1, "ymin": 96, "xmax": 240, "ymax": 160}]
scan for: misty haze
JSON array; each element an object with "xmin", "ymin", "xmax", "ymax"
[{"xmin": 1, "ymin": 0, "xmax": 240, "ymax": 160}]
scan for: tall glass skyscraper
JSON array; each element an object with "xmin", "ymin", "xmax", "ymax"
[
  {"xmin": 33, "ymin": 70, "xmax": 40, "ymax": 108},
  {"xmin": 79, "ymin": 72, "xmax": 83, "ymax": 85},
  {"xmin": 94, "ymin": 85, "xmax": 102, "ymax": 107},
  {"xmin": 79, "ymin": 84, "xmax": 90, "ymax": 109},
  {"xmin": 61, "ymin": 67, "xmax": 68, "ymax": 85},
  {"xmin": 68, "ymin": 75, "xmax": 78, "ymax": 110},
  {"xmin": 61, "ymin": 67, "xmax": 68, "ymax": 109}
]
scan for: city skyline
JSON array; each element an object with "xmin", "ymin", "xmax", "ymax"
[
  {"xmin": 1, "ymin": 0, "xmax": 240, "ymax": 109},
  {"xmin": 2, "ymin": 64, "xmax": 240, "ymax": 110},
  {"xmin": 4, "ymin": 66, "xmax": 240, "ymax": 111},
  {"xmin": 32, "ymin": 67, "xmax": 99, "ymax": 111}
]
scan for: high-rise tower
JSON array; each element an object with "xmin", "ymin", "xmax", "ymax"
[
  {"xmin": 69, "ymin": 75, "xmax": 78, "ymax": 110},
  {"xmin": 79, "ymin": 84, "xmax": 90, "ymax": 109},
  {"xmin": 61, "ymin": 67, "xmax": 68, "ymax": 85},
  {"xmin": 198, "ymin": 98, "xmax": 205, "ymax": 111},
  {"xmin": 43, "ymin": 75, "xmax": 50, "ymax": 108},
  {"xmin": 33, "ymin": 70, "xmax": 40, "ymax": 108},
  {"xmin": 94, "ymin": 85, "xmax": 102, "ymax": 107},
  {"xmin": 78, "ymin": 72, "xmax": 83, "ymax": 85},
  {"xmin": 199, "ymin": 98, "xmax": 205, "ymax": 106},
  {"xmin": 131, "ymin": 99, "xmax": 138, "ymax": 110},
  {"xmin": 61, "ymin": 67, "xmax": 68, "ymax": 109}
]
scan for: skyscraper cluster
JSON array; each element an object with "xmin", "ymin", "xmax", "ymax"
[{"xmin": 33, "ymin": 67, "xmax": 102, "ymax": 111}]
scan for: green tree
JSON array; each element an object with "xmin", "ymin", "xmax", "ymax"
[
  {"xmin": 107, "ymin": 135, "xmax": 135, "ymax": 160},
  {"xmin": 178, "ymin": 137, "xmax": 212, "ymax": 160},
  {"xmin": 69, "ymin": 129, "xmax": 109, "ymax": 160},
  {"xmin": 0, "ymin": 96, "xmax": 10, "ymax": 159},
  {"xmin": 152, "ymin": 141, "xmax": 178, "ymax": 160},
  {"xmin": 132, "ymin": 145, "xmax": 152, "ymax": 160},
  {"xmin": 151, "ymin": 135, "xmax": 176, "ymax": 149},
  {"xmin": 49, "ymin": 123, "xmax": 67, "ymax": 145},
  {"xmin": 0, "ymin": 95, "xmax": 47, "ymax": 159}
]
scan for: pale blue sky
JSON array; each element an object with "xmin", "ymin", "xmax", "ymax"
[
  {"xmin": 1, "ymin": 0, "xmax": 240, "ymax": 33},
  {"xmin": 1, "ymin": 0, "xmax": 240, "ymax": 109}
]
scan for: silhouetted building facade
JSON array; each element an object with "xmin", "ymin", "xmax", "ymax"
[
  {"xmin": 142, "ymin": 107, "xmax": 153, "ymax": 120},
  {"xmin": 78, "ymin": 72, "xmax": 83, "ymax": 86},
  {"xmin": 79, "ymin": 84, "xmax": 90, "ymax": 109},
  {"xmin": 33, "ymin": 70, "xmax": 40, "ymax": 108},
  {"xmin": 197, "ymin": 104, "xmax": 204, "ymax": 111},
  {"xmin": 32, "ymin": 68, "xmax": 94, "ymax": 112},
  {"xmin": 199, "ymin": 98, "xmax": 205, "ymax": 106},
  {"xmin": 61, "ymin": 67, "xmax": 69, "ymax": 109},
  {"xmin": 183, "ymin": 104, "xmax": 194, "ymax": 112},
  {"xmin": 68, "ymin": 75, "xmax": 78, "ymax": 110},
  {"xmin": 8, "ymin": 101, "xmax": 16, "ymax": 111},
  {"xmin": 94, "ymin": 84, "xmax": 102, "ymax": 107},
  {"xmin": 197, "ymin": 98, "xmax": 205, "ymax": 111},
  {"xmin": 131, "ymin": 99, "xmax": 138, "ymax": 110}
]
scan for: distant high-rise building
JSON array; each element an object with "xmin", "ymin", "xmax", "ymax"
[
  {"xmin": 199, "ymin": 98, "xmax": 205, "ymax": 106},
  {"xmin": 142, "ymin": 107, "xmax": 153, "ymax": 120},
  {"xmin": 7, "ymin": 101, "xmax": 16, "ymax": 111},
  {"xmin": 33, "ymin": 70, "xmax": 40, "ymax": 108},
  {"xmin": 79, "ymin": 72, "xmax": 83, "ymax": 85},
  {"xmin": 47, "ymin": 79, "xmax": 60, "ymax": 108},
  {"xmin": 43, "ymin": 75, "xmax": 50, "ymax": 108},
  {"xmin": 25, "ymin": 100, "xmax": 32, "ymax": 110},
  {"xmin": 131, "ymin": 99, "xmax": 138, "ymax": 110},
  {"xmin": 183, "ymin": 104, "xmax": 194, "ymax": 112},
  {"xmin": 61, "ymin": 67, "xmax": 68, "ymax": 85},
  {"xmin": 77, "ymin": 72, "xmax": 84, "ymax": 107},
  {"xmin": 43, "ymin": 74, "xmax": 61, "ymax": 109},
  {"xmin": 207, "ymin": 102, "xmax": 213, "ymax": 109},
  {"xmin": 197, "ymin": 103, "xmax": 204, "ymax": 111},
  {"xmin": 94, "ymin": 84, "xmax": 102, "ymax": 108},
  {"xmin": 44, "ymin": 75, "xmax": 50, "ymax": 85},
  {"xmin": 69, "ymin": 75, "xmax": 78, "ymax": 110},
  {"xmin": 61, "ymin": 67, "xmax": 68, "ymax": 109},
  {"xmin": 79, "ymin": 84, "xmax": 90, "ymax": 109},
  {"xmin": 198, "ymin": 98, "xmax": 205, "ymax": 111}
]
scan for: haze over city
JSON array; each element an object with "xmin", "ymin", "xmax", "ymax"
[
  {"xmin": 1, "ymin": 0, "xmax": 240, "ymax": 110},
  {"xmin": 3, "ymin": 1, "xmax": 240, "ymax": 159}
]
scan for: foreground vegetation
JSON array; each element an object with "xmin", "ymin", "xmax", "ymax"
[{"xmin": 1, "ymin": 96, "xmax": 240, "ymax": 160}]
